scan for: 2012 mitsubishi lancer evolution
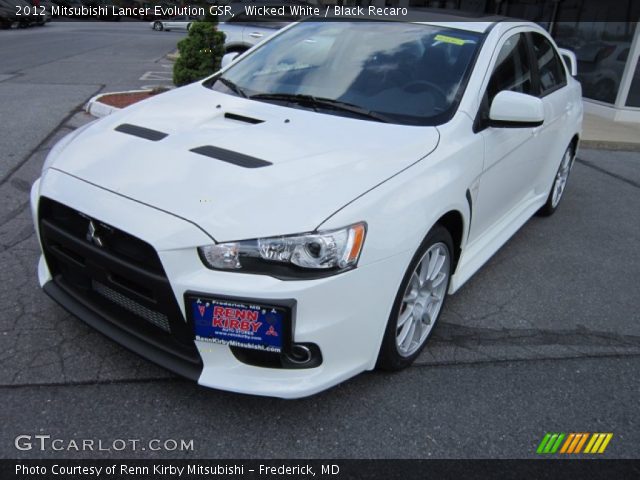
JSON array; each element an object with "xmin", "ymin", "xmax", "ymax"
[{"xmin": 31, "ymin": 16, "xmax": 582, "ymax": 398}]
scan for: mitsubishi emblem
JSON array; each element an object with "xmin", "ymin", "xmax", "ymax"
[{"xmin": 86, "ymin": 220, "xmax": 104, "ymax": 248}]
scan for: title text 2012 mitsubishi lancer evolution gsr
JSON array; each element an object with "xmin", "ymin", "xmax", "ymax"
[{"xmin": 31, "ymin": 15, "xmax": 582, "ymax": 398}]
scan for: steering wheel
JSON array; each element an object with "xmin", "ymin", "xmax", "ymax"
[{"xmin": 402, "ymin": 80, "xmax": 448, "ymax": 104}]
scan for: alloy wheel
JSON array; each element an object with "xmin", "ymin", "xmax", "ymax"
[
  {"xmin": 395, "ymin": 242, "xmax": 450, "ymax": 357},
  {"xmin": 551, "ymin": 148, "xmax": 574, "ymax": 208}
]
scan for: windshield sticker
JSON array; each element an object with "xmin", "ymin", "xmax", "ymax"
[{"xmin": 434, "ymin": 34, "xmax": 467, "ymax": 46}]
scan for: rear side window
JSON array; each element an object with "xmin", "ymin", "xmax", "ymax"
[
  {"xmin": 531, "ymin": 33, "xmax": 567, "ymax": 96},
  {"xmin": 487, "ymin": 33, "xmax": 533, "ymax": 104}
]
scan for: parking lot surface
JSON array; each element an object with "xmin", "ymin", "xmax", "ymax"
[{"xmin": 1, "ymin": 22, "xmax": 638, "ymax": 459}]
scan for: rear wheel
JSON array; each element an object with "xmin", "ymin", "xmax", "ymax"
[
  {"xmin": 377, "ymin": 224, "xmax": 453, "ymax": 371},
  {"xmin": 538, "ymin": 145, "xmax": 575, "ymax": 217},
  {"xmin": 153, "ymin": 21, "xmax": 163, "ymax": 31}
]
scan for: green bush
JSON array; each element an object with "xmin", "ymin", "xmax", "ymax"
[{"xmin": 173, "ymin": 22, "xmax": 225, "ymax": 87}]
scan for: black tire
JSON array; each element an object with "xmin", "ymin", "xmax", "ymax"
[
  {"xmin": 186, "ymin": 23, "xmax": 191, "ymax": 32},
  {"xmin": 376, "ymin": 224, "xmax": 453, "ymax": 371},
  {"xmin": 538, "ymin": 144, "xmax": 576, "ymax": 217},
  {"xmin": 153, "ymin": 21, "xmax": 163, "ymax": 31}
]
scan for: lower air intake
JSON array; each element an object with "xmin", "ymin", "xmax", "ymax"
[{"xmin": 92, "ymin": 280, "xmax": 171, "ymax": 333}]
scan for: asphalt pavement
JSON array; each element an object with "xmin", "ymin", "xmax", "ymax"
[{"xmin": 1, "ymin": 22, "xmax": 639, "ymax": 460}]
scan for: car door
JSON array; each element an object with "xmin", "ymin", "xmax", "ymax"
[
  {"xmin": 166, "ymin": 16, "xmax": 183, "ymax": 30},
  {"xmin": 177, "ymin": 16, "xmax": 190, "ymax": 31},
  {"xmin": 528, "ymin": 32, "xmax": 573, "ymax": 194},
  {"xmin": 163, "ymin": 16, "xmax": 175, "ymax": 29},
  {"xmin": 471, "ymin": 31, "xmax": 541, "ymax": 239},
  {"xmin": 241, "ymin": 15, "xmax": 268, "ymax": 46}
]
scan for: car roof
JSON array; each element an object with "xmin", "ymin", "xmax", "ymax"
[
  {"xmin": 414, "ymin": 21, "xmax": 496, "ymax": 34},
  {"xmin": 405, "ymin": 8, "xmax": 524, "ymax": 33}
]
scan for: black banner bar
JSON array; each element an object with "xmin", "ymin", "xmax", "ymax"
[{"xmin": 3, "ymin": 459, "xmax": 640, "ymax": 480}]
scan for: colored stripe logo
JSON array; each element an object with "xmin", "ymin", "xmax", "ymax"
[{"xmin": 537, "ymin": 433, "xmax": 613, "ymax": 454}]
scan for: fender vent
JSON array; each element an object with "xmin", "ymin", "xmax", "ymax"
[
  {"xmin": 115, "ymin": 124, "xmax": 168, "ymax": 141},
  {"xmin": 224, "ymin": 112, "xmax": 264, "ymax": 124},
  {"xmin": 189, "ymin": 145, "xmax": 272, "ymax": 168}
]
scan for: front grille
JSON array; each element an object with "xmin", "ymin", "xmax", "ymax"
[
  {"xmin": 41, "ymin": 199, "xmax": 163, "ymax": 274},
  {"xmin": 38, "ymin": 197, "xmax": 201, "ymax": 367}
]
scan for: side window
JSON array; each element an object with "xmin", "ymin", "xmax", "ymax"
[
  {"xmin": 486, "ymin": 33, "xmax": 533, "ymax": 104},
  {"xmin": 531, "ymin": 33, "xmax": 567, "ymax": 96}
]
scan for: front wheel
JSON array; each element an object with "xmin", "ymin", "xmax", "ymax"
[
  {"xmin": 153, "ymin": 21, "xmax": 163, "ymax": 31},
  {"xmin": 538, "ymin": 145, "xmax": 575, "ymax": 217},
  {"xmin": 377, "ymin": 224, "xmax": 453, "ymax": 371}
]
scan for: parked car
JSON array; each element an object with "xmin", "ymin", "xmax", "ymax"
[
  {"xmin": 217, "ymin": 9, "xmax": 295, "ymax": 54},
  {"xmin": 31, "ymin": 15, "xmax": 582, "ymax": 398},
  {"xmin": 575, "ymin": 41, "xmax": 630, "ymax": 103},
  {"xmin": 29, "ymin": 0, "xmax": 52, "ymax": 24},
  {"xmin": 0, "ymin": 0, "xmax": 19, "ymax": 28},
  {"xmin": 8, "ymin": 0, "xmax": 47, "ymax": 27},
  {"xmin": 150, "ymin": 15, "xmax": 200, "ymax": 32},
  {"xmin": 38, "ymin": 0, "xmax": 55, "ymax": 20},
  {"xmin": 217, "ymin": 0, "xmax": 314, "ymax": 54}
]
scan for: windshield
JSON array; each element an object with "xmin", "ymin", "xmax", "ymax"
[{"xmin": 210, "ymin": 21, "xmax": 482, "ymax": 126}]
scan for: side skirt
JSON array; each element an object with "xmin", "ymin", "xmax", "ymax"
[{"xmin": 449, "ymin": 193, "xmax": 547, "ymax": 293}]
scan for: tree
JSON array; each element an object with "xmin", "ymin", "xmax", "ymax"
[{"xmin": 173, "ymin": 19, "xmax": 225, "ymax": 87}]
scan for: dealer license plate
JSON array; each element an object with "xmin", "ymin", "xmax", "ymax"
[{"xmin": 189, "ymin": 296, "xmax": 287, "ymax": 353}]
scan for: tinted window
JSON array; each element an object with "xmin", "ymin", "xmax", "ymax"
[
  {"xmin": 531, "ymin": 33, "xmax": 567, "ymax": 95},
  {"xmin": 487, "ymin": 33, "xmax": 533, "ymax": 104},
  {"xmin": 618, "ymin": 48, "xmax": 630, "ymax": 62}
]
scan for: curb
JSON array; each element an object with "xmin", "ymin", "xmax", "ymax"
[
  {"xmin": 166, "ymin": 50, "xmax": 179, "ymax": 61},
  {"xmin": 581, "ymin": 140, "xmax": 640, "ymax": 152},
  {"xmin": 85, "ymin": 89, "xmax": 151, "ymax": 118}
]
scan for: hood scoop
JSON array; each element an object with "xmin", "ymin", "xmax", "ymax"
[
  {"xmin": 114, "ymin": 124, "xmax": 168, "ymax": 141},
  {"xmin": 224, "ymin": 112, "xmax": 264, "ymax": 124},
  {"xmin": 189, "ymin": 145, "xmax": 272, "ymax": 168}
]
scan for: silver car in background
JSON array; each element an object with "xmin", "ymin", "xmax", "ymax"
[{"xmin": 218, "ymin": 7, "xmax": 297, "ymax": 54}]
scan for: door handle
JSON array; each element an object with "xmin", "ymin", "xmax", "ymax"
[{"xmin": 249, "ymin": 32, "xmax": 264, "ymax": 38}]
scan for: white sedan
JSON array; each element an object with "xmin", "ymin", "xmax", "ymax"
[
  {"xmin": 217, "ymin": 11, "xmax": 293, "ymax": 54},
  {"xmin": 150, "ymin": 15, "xmax": 199, "ymax": 32},
  {"xmin": 31, "ymin": 17, "xmax": 582, "ymax": 398}
]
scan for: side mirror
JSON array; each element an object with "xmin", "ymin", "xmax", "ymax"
[
  {"xmin": 221, "ymin": 52, "xmax": 240, "ymax": 69},
  {"xmin": 489, "ymin": 91, "xmax": 545, "ymax": 128},
  {"xmin": 558, "ymin": 48, "xmax": 578, "ymax": 76}
]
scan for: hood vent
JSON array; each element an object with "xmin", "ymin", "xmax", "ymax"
[
  {"xmin": 115, "ymin": 124, "xmax": 168, "ymax": 141},
  {"xmin": 224, "ymin": 112, "xmax": 264, "ymax": 124},
  {"xmin": 190, "ymin": 145, "xmax": 272, "ymax": 168}
]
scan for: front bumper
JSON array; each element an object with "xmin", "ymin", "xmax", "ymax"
[{"xmin": 32, "ymin": 170, "xmax": 411, "ymax": 398}]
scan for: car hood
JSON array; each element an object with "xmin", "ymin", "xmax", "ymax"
[{"xmin": 50, "ymin": 84, "xmax": 440, "ymax": 242}]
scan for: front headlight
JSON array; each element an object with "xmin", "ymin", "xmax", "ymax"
[{"xmin": 198, "ymin": 223, "xmax": 366, "ymax": 279}]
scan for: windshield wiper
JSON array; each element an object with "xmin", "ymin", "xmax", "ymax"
[
  {"xmin": 217, "ymin": 77, "xmax": 247, "ymax": 98},
  {"xmin": 249, "ymin": 93, "xmax": 391, "ymax": 123}
]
